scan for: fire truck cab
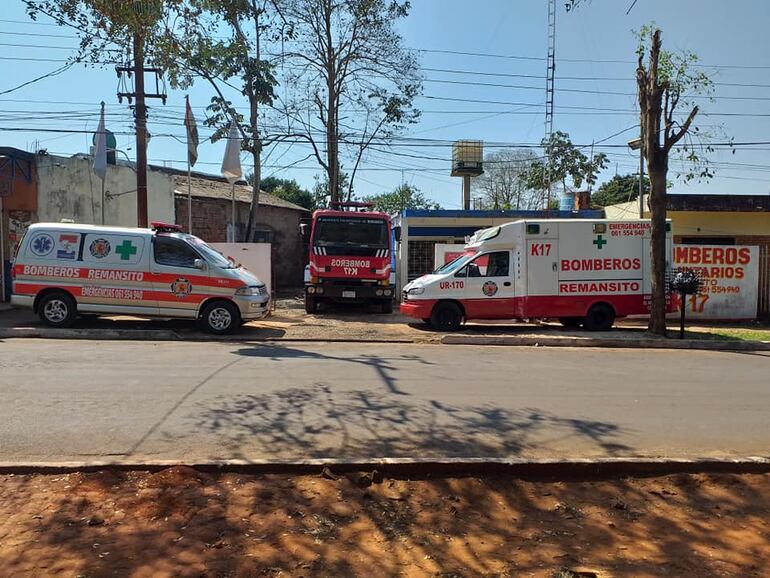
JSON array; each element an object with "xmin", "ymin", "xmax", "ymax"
[
  {"xmin": 400, "ymin": 218, "xmax": 672, "ymax": 331},
  {"xmin": 304, "ymin": 202, "xmax": 394, "ymax": 314}
]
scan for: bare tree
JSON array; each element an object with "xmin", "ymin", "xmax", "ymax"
[
  {"xmin": 275, "ymin": 0, "xmax": 421, "ymax": 204},
  {"xmin": 474, "ymin": 149, "xmax": 539, "ymax": 210},
  {"xmin": 637, "ymin": 26, "xmax": 711, "ymax": 335}
]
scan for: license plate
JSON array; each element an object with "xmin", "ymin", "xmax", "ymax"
[{"xmin": 342, "ymin": 290, "xmax": 356, "ymax": 299}]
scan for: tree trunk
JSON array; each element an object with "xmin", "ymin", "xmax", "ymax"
[{"xmin": 647, "ymin": 158, "xmax": 668, "ymax": 335}]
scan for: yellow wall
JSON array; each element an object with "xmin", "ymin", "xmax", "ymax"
[{"xmin": 604, "ymin": 201, "xmax": 770, "ymax": 238}]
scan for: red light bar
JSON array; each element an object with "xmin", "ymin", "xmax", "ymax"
[{"xmin": 151, "ymin": 221, "xmax": 184, "ymax": 233}]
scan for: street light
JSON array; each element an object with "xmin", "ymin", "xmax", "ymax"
[{"xmin": 628, "ymin": 138, "xmax": 644, "ymax": 219}]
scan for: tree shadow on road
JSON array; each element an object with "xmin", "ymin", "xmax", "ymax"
[
  {"xmin": 234, "ymin": 342, "xmax": 434, "ymax": 395},
  {"xmin": 187, "ymin": 381, "xmax": 632, "ymax": 461}
]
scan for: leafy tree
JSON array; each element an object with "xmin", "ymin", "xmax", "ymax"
[
  {"xmin": 25, "ymin": 0, "xmax": 283, "ymax": 242},
  {"xmin": 277, "ymin": 0, "xmax": 421, "ymax": 204},
  {"xmin": 247, "ymin": 174, "xmax": 315, "ymax": 211},
  {"xmin": 474, "ymin": 149, "xmax": 539, "ymax": 210},
  {"xmin": 167, "ymin": 0, "xmax": 283, "ymax": 242},
  {"xmin": 591, "ymin": 173, "xmax": 650, "ymax": 207},
  {"xmin": 364, "ymin": 184, "xmax": 440, "ymax": 214},
  {"xmin": 523, "ymin": 131, "xmax": 608, "ymax": 206},
  {"xmin": 312, "ymin": 172, "xmax": 351, "ymax": 209},
  {"xmin": 637, "ymin": 26, "xmax": 713, "ymax": 335}
]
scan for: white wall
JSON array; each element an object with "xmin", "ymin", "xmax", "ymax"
[
  {"xmin": 210, "ymin": 243, "xmax": 272, "ymax": 294},
  {"xmin": 35, "ymin": 155, "xmax": 174, "ymax": 227}
]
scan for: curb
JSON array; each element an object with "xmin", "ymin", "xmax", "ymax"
[
  {"xmin": 0, "ymin": 327, "xmax": 422, "ymax": 344},
  {"xmin": 0, "ymin": 456, "xmax": 767, "ymax": 478},
  {"xmin": 441, "ymin": 334, "xmax": 770, "ymax": 351},
  {"xmin": 0, "ymin": 328, "xmax": 181, "ymax": 341}
]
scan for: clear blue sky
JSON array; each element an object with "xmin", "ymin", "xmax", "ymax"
[{"xmin": 2, "ymin": 0, "xmax": 770, "ymax": 209}]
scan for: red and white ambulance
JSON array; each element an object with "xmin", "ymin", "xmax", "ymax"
[
  {"xmin": 11, "ymin": 222, "xmax": 269, "ymax": 333},
  {"xmin": 400, "ymin": 218, "xmax": 671, "ymax": 331}
]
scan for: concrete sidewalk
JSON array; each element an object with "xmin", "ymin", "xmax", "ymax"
[{"xmin": 1, "ymin": 300, "xmax": 768, "ymax": 350}]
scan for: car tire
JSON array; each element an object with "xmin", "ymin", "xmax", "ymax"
[
  {"xmin": 200, "ymin": 300, "xmax": 240, "ymax": 334},
  {"xmin": 430, "ymin": 301, "xmax": 463, "ymax": 332},
  {"xmin": 558, "ymin": 317, "xmax": 583, "ymax": 328},
  {"xmin": 38, "ymin": 291, "xmax": 77, "ymax": 328},
  {"xmin": 380, "ymin": 299, "xmax": 393, "ymax": 314},
  {"xmin": 305, "ymin": 294, "xmax": 318, "ymax": 314},
  {"xmin": 583, "ymin": 303, "xmax": 615, "ymax": 331}
]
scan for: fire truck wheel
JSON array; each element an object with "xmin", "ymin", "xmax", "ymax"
[
  {"xmin": 38, "ymin": 291, "xmax": 77, "ymax": 328},
  {"xmin": 305, "ymin": 295, "xmax": 318, "ymax": 314},
  {"xmin": 431, "ymin": 301, "xmax": 463, "ymax": 332},
  {"xmin": 380, "ymin": 299, "xmax": 393, "ymax": 314},
  {"xmin": 200, "ymin": 300, "xmax": 240, "ymax": 334},
  {"xmin": 558, "ymin": 317, "xmax": 583, "ymax": 328},
  {"xmin": 584, "ymin": 303, "xmax": 616, "ymax": 331}
]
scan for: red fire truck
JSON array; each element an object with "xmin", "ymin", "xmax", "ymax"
[{"xmin": 303, "ymin": 201, "xmax": 394, "ymax": 314}]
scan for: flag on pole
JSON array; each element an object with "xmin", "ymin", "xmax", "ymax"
[
  {"xmin": 93, "ymin": 101, "xmax": 107, "ymax": 180},
  {"xmin": 184, "ymin": 95, "xmax": 199, "ymax": 167},
  {"xmin": 221, "ymin": 121, "xmax": 243, "ymax": 183}
]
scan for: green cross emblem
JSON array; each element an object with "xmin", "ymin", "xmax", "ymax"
[
  {"xmin": 115, "ymin": 239, "xmax": 137, "ymax": 260},
  {"xmin": 593, "ymin": 234, "xmax": 607, "ymax": 250}
]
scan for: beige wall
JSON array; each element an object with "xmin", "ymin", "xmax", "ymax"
[{"xmin": 35, "ymin": 155, "xmax": 174, "ymax": 227}]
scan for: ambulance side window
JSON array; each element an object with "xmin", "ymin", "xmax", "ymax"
[
  {"xmin": 464, "ymin": 252, "xmax": 509, "ymax": 277},
  {"xmin": 154, "ymin": 237, "xmax": 200, "ymax": 268}
]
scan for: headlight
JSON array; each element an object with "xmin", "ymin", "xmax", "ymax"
[
  {"xmin": 407, "ymin": 286, "xmax": 425, "ymax": 295},
  {"xmin": 236, "ymin": 285, "xmax": 267, "ymax": 296}
]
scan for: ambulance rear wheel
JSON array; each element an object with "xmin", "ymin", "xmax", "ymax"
[
  {"xmin": 38, "ymin": 291, "xmax": 77, "ymax": 328},
  {"xmin": 584, "ymin": 303, "xmax": 615, "ymax": 331},
  {"xmin": 305, "ymin": 294, "xmax": 318, "ymax": 314},
  {"xmin": 431, "ymin": 302, "xmax": 463, "ymax": 332},
  {"xmin": 558, "ymin": 317, "xmax": 583, "ymax": 328},
  {"xmin": 200, "ymin": 300, "xmax": 240, "ymax": 334}
]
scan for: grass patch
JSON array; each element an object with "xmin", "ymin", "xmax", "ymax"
[{"xmin": 681, "ymin": 327, "xmax": 770, "ymax": 342}]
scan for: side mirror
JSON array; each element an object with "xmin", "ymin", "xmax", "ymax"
[
  {"xmin": 394, "ymin": 227, "xmax": 402, "ymax": 243},
  {"xmin": 193, "ymin": 258, "xmax": 206, "ymax": 270}
]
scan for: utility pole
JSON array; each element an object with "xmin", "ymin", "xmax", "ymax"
[
  {"xmin": 134, "ymin": 34, "xmax": 148, "ymax": 228},
  {"xmin": 543, "ymin": 0, "xmax": 556, "ymax": 210},
  {"xmin": 117, "ymin": 35, "xmax": 167, "ymax": 228}
]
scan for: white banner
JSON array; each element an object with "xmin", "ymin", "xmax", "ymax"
[{"xmin": 672, "ymin": 245, "xmax": 759, "ymax": 320}]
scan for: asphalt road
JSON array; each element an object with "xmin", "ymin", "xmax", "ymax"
[{"xmin": 0, "ymin": 339, "xmax": 768, "ymax": 464}]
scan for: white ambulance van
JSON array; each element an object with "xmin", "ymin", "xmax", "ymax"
[
  {"xmin": 400, "ymin": 219, "xmax": 672, "ymax": 331},
  {"xmin": 11, "ymin": 222, "xmax": 270, "ymax": 334}
]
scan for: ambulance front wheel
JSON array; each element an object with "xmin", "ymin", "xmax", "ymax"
[
  {"xmin": 430, "ymin": 301, "xmax": 463, "ymax": 332},
  {"xmin": 584, "ymin": 303, "xmax": 616, "ymax": 332},
  {"xmin": 38, "ymin": 291, "xmax": 77, "ymax": 328},
  {"xmin": 200, "ymin": 300, "xmax": 240, "ymax": 334}
]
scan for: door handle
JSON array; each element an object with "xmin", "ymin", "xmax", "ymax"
[{"xmin": 503, "ymin": 281, "xmax": 511, "ymax": 287}]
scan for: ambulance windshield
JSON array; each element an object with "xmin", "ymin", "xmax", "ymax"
[
  {"xmin": 186, "ymin": 236, "xmax": 234, "ymax": 269},
  {"xmin": 314, "ymin": 217, "xmax": 388, "ymax": 248},
  {"xmin": 434, "ymin": 252, "xmax": 473, "ymax": 275}
]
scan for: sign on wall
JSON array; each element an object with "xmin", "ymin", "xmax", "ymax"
[
  {"xmin": 434, "ymin": 243, "xmax": 466, "ymax": 269},
  {"xmin": 672, "ymin": 244, "xmax": 759, "ymax": 319}
]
